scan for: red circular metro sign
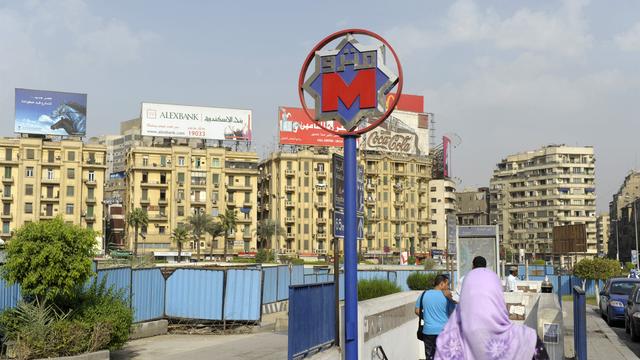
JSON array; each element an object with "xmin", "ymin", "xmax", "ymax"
[{"xmin": 299, "ymin": 29, "xmax": 403, "ymax": 136}]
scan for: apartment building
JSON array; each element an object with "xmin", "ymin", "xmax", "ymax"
[
  {"xmin": 608, "ymin": 171, "xmax": 640, "ymax": 261},
  {"xmin": 456, "ymin": 187, "xmax": 490, "ymax": 226},
  {"xmin": 427, "ymin": 179, "xmax": 457, "ymax": 251},
  {"xmin": 596, "ymin": 213, "xmax": 609, "ymax": 258},
  {"xmin": 0, "ymin": 137, "xmax": 106, "ymax": 242},
  {"xmin": 125, "ymin": 144, "xmax": 258, "ymax": 258},
  {"xmin": 257, "ymin": 149, "xmax": 433, "ymax": 257},
  {"xmin": 490, "ymin": 145, "xmax": 597, "ymax": 260}
]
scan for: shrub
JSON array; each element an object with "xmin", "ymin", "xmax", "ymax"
[
  {"xmin": 625, "ymin": 262, "xmax": 636, "ymax": 271},
  {"xmin": 408, "ymin": 256, "xmax": 416, "ymax": 265},
  {"xmin": 255, "ymin": 249, "xmax": 275, "ymax": 263},
  {"xmin": 423, "ymin": 259, "xmax": 437, "ymax": 270},
  {"xmin": 532, "ymin": 259, "xmax": 546, "ymax": 266},
  {"xmin": 407, "ymin": 272, "xmax": 439, "ymax": 291},
  {"xmin": 358, "ymin": 279, "xmax": 401, "ymax": 301}
]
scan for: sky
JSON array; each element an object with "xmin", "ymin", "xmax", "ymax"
[{"xmin": 1, "ymin": 0, "xmax": 640, "ymax": 213}]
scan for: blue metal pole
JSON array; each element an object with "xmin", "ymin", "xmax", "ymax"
[{"xmin": 343, "ymin": 135, "xmax": 358, "ymax": 360}]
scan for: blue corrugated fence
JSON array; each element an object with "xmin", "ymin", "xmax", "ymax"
[
  {"xmin": 288, "ymin": 282, "xmax": 336, "ymax": 360},
  {"xmin": 224, "ymin": 269, "xmax": 261, "ymax": 321},
  {"xmin": 131, "ymin": 268, "xmax": 165, "ymax": 322}
]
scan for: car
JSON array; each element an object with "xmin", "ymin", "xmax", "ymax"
[
  {"xmin": 625, "ymin": 284, "xmax": 640, "ymax": 341},
  {"xmin": 600, "ymin": 277, "xmax": 640, "ymax": 326}
]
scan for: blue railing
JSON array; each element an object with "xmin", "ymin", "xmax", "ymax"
[
  {"xmin": 572, "ymin": 285, "xmax": 587, "ymax": 360},
  {"xmin": 288, "ymin": 282, "xmax": 336, "ymax": 360}
]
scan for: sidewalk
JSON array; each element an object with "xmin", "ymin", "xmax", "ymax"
[{"xmin": 563, "ymin": 301, "xmax": 637, "ymax": 359}]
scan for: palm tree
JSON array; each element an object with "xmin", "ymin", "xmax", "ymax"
[
  {"xmin": 126, "ymin": 208, "xmax": 148, "ymax": 256},
  {"xmin": 256, "ymin": 219, "xmax": 285, "ymax": 249},
  {"xmin": 171, "ymin": 224, "xmax": 190, "ymax": 263},
  {"xmin": 188, "ymin": 212, "xmax": 213, "ymax": 261},
  {"xmin": 207, "ymin": 222, "xmax": 225, "ymax": 260},
  {"xmin": 219, "ymin": 208, "xmax": 238, "ymax": 260}
]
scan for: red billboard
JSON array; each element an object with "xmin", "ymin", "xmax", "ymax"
[
  {"xmin": 385, "ymin": 93, "xmax": 424, "ymax": 113},
  {"xmin": 279, "ymin": 107, "xmax": 344, "ymax": 147}
]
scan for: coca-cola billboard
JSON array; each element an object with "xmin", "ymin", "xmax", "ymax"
[
  {"xmin": 362, "ymin": 111, "xmax": 429, "ymax": 156},
  {"xmin": 365, "ymin": 130, "xmax": 416, "ymax": 154}
]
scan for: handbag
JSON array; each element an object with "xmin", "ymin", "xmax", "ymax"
[{"xmin": 417, "ymin": 290, "xmax": 427, "ymax": 341}]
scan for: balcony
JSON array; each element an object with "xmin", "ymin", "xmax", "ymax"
[
  {"xmin": 366, "ymin": 233, "xmax": 375, "ymax": 239},
  {"xmin": 140, "ymin": 198, "xmax": 150, "ymax": 204},
  {"xmin": 42, "ymin": 177, "xmax": 60, "ymax": 184},
  {"xmin": 1, "ymin": 194, "xmax": 12, "ymax": 202},
  {"xmin": 141, "ymin": 181, "xmax": 169, "ymax": 188},
  {"xmin": 84, "ymin": 180, "xmax": 97, "ymax": 187},
  {"xmin": 393, "ymin": 200, "xmax": 405, "ymax": 207},
  {"xmin": 85, "ymin": 214, "xmax": 96, "ymax": 222},
  {"xmin": 226, "ymin": 201, "xmax": 236, "ymax": 207},
  {"xmin": 418, "ymin": 186, "xmax": 427, "ymax": 194},
  {"xmin": 190, "ymin": 181, "xmax": 207, "ymax": 188},
  {"xmin": 285, "ymin": 185, "xmax": 296, "ymax": 193},
  {"xmin": 314, "ymin": 233, "xmax": 327, "ymax": 240},
  {"xmin": 368, "ymin": 215, "xmax": 380, "ymax": 222},
  {"xmin": 315, "ymin": 184, "xmax": 327, "ymax": 193},
  {"xmin": 237, "ymin": 217, "xmax": 252, "ymax": 223},
  {"xmin": 243, "ymin": 201, "xmax": 253, "ymax": 208},
  {"xmin": 366, "ymin": 199, "xmax": 376, "ymax": 207},
  {"xmin": 40, "ymin": 213, "xmax": 55, "ymax": 219},
  {"xmin": 149, "ymin": 213, "xmax": 168, "ymax": 221},
  {"xmin": 391, "ymin": 217, "xmax": 406, "ymax": 222},
  {"xmin": 1, "ymin": 213, "xmax": 12, "ymax": 220},
  {"xmin": 366, "ymin": 183, "xmax": 376, "ymax": 191},
  {"xmin": 191, "ymin": 198, "xmax": 206, "ymax": 205},
  {"xmin": 227, "ymin": 183, "xmax": 252, "ymax": 191},
  {"xmin": 41, "ymin": 195, "xmax": 60, "ymax": 202},
  {"xmin": 86, "ymin": 197, "xmax": 97, "ymax": 204},
  {"xmin": 243, "ymin": 232, "xmax": 252, "ymax": 239},
  {"xmin": 158, "ymin": 198, "xmax": 169, "ymax": 205},
  {"xmin": 316, "ymin": 171, "xmax": 327, "ymax": 178},
  {"xmin": 1, "ymin": 177, "xmax": 13, "ymax": 184},
  {"xmin": 285, "ymin": 169, "xmax": 296, "ymax": 177},
  {"xmin": 317, "ymin": 218, "xmax": 327, "ymax": 225},
  {"xmin": 285, "ymin": 217, "xmax": 296, "ymax": 224},
  {"xmin": 286, "ymin": 233, "xmax": 295, "ymax": 240},
  {"xmin": 393, "ymin": 184, "xmax": 403, "ymax": 192},
  {"xmin": 285, "ymin": 200, "xmax": 295, "ymax": 208},
  {"xmin": 315, "ymin": 202, "xmax": 327, "ymax": 208}
]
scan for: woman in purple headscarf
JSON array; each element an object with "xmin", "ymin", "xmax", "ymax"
[{"xmin": 434, "ymin": 268, "xmax": 549, "ymax": 360}]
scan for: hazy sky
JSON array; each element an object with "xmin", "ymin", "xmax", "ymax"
[{"xmin": 1, "ymin": 0, "xmax": 640, "ymax": 213}]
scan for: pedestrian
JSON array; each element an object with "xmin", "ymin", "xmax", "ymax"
[
  {"xmin": 453, "ymin": 256, "xmax": 487, "ymax": 302},
  {"xmin": 629, "ymin": 269, "xmax": 639, "ymax": 279},
  {"xmin": 416, "ymin": 274, "xmax": 455, "ymax": 360},
  {"xmin": 506, "ymin": 266, "xmax": 518, "ymax": 292},
  {"xmin": 435, "ymin": 268, "xmax": 549, "ymax": 360}
]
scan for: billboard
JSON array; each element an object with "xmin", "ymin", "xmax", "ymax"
[
  {"xmin": 385, "ymin": 93, "xmax": 424, "ymax": 113},
  {"xmin": 361, "ymin": 111, "xmax": 429, "ymax": 156},
  {"xmin": 552, "ymin": 224, "xmax": 587, "ymax": 253},
  {"xmin": 456, "ymin": 225, "xmax": 500, "ymax": 279},
  {"xmin": 15, "ymin": 88, "xmax": 87, "ymax": 136},
  {"xmin": 141, "ymin": 102, "xmax": 251, "ymax": 140},
  {"xmin": 279, "ymin": 107, "xmax": 344, "ymax": 147}
]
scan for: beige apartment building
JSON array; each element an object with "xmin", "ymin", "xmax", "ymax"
[
  {"xmin": 257, "ymin": 149, "xmax": 433, "ymax": 257},
  {"xmin": 456, "ymin": 187, "xmax": 490, "ymax": 226},
  {"xmin": 125, "ymin": 144, "xmax": 259, "ymax": 258},
  {"xmin": 0, "ymin": 137, "xmax": 106, "ymax": 242},
  {"xmin": 608, "ymin": 171, "xmax": 640, "ymax": 262},
  {"xmin": 490, "ymin": 145, "xmax": 597, "ymax": 259},
  {"xmin": 427, "ymin": 179, "xmax": 457, "ymax": 251},
  {"xmin": 596, "ymin": 213, "xmax": 609, "ymax": 257}
]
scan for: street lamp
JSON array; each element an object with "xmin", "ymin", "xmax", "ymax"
[
  {"xmin": 625, "ymin": 195, "xmax": 639, "ymax": 270},
  {"xmin": 611, "ymin": 219, "xmax": 620, "ymax": 262}
]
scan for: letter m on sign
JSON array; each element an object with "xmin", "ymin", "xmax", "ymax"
[{"xmin": 321, "ymin": 69, "xmax": 376, "ymax": 112}]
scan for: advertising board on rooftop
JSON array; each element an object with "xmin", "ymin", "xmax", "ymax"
[{"xmin": 14, "ymin": 88, "xmax": 87, "ymax": 136}]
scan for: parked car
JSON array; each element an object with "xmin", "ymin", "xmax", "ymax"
[
  {"xmin": 625, "ymin": 284, "xmax": 640, "ymax": 341},
  {"xmin": 600, "ymin": 277, "xmax": 640, "ymax": 326}
]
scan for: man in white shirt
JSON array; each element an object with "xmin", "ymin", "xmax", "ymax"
[
  {"xmin": 453, "ymin": 256, "xmax": 487, "ymax": 302},
  {"xmin": 506, "ymin": 266, "xmax": 518, "ymax": 292}
]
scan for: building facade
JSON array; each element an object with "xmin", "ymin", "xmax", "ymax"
[
  {"xmin": 596, "ymin": 213, "xmax": 610, "ymax": 258},
  {"xmin": 124, "ymin": 144, "xmax": 258, "ymax": 258},
  {"xmin": 608, "ymin": 171, "xmax": 640, "ymax": 262},
  {"xmin": 456, "ymin": 187, "xmax": 490, "ymax": 226},
  {"xmin": 0, "ymin": 137, "xmax": 106, "ymax": 242},
  {"xmin": 427, "ymin": 179, "xmax": 457, "ymax": 252},
  {"xmin": 490, "ymin": 145, "xmax": 597, "ymax": 260},
  {"xmin": 257, "ymin": 149, "xmax": 433, "ymax": 257}
]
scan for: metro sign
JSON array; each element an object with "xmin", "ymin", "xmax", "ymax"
[{"xmin": 300, "ymin": 29, "xmax": 402, "ymax": 135}]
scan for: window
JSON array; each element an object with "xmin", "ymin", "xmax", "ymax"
[
  {"xmin": 244, "ymin": 192, "xmax": 250, "ymax": 203},
  {"xmin": 304, "ymin": 224, "xmax": 309, "ymax": 234},
  {"xmin": 26, "ymin": 149, "xmax": 34, "ymax": 159},
  {"xmin": 5, "ymin": 149, "xmax": 12, "ymax": 161},
  {"xmin": 142, "ymin": 189, "xmax": 148, "ymax": 200},
  {"xmin": 67, "ymin": 186, "xmax": 74, "ymax": 197},
  {"xmin": 160, "ymin": 156, "xmax": 166, "ymax": 166},
  {"xmin": 3, "ymin": 185, "xmax": 10, "ymax": 197},
  {"xmin": 431, "ymin": 209, "xmax": 437, "ymax": 214},
  {"xmin": 88, "ymin": 171, "xmax": 95, "ymax": 181},
  {"xmin": 212, "ymin": 158, "xmax": 220, "ymax": 168},
  {"xmin": 178, "ymin": 206, "xmax": 184, "ymax": 217},
  {"xmin": 304, "ymin": 193, "xmax": 309, "ymax": 202},
  {"xmin": 431, "ymin": 231, "xmax": 437, "ymax": 237},
  {"xmin": 67, "ymin": 168, "xmax": 75, "ymax": 179},
  {"xmin": 431, "ymin": 220, "xmax": 437, "ymax": 224},
  {"xmin": 431, "ymin": 187, "xmax": 437, "ymax": 192},
  {"xmin": 178, "ymin": 157, "xmax": 185, "ymax": 166},
  {"xmin": 25, "ymin": 203, "xmax": 33, "ymax": 214},
  {"xmin": 47, "ymin": 169, "xmax": 54, "ymax": 180},
  {"xmin": 2, "ymin": 222, "xmax": 9, "ymax": 234},
  {"xmin": 67, "ymin": 151, "xmax": 75, "ymax": 161},
  {"xmin": 244, "ymin": 176, "xmax": 250, "ymax": 187},
  {"xmin": 177, "ymin": 172, "xmax": 185, "ymax": 183},
  {"xmin": 25, "ymin": 184, "xmax": 33, "ymax": 196},
  {"xmin": 159, "ymin": 226, "xmax": 166, "ymax": 234},
  {"xmin": 212, "ymin": 174, "xmax": 219, "ymax": 185},
  {"xmin": 142, "ymin": 156, "xmax": 149, "ymax": 166},
  {"xmin": 66, "ymin": 204, "xmax": 74, "ymax": 215},
  {"xmin": 3, "ymin": 204, "xmax": 9, "ymax": 215},
  {"xmin": 86, "ymin": 205, "xmax": 94, "ymax": 217},
  {"xmin": 87, "ymin": 188, "xmax": 94, "ymax": 199},
  {"xmin": 26, "ymin": 167, "xmax": 34, "ymax": 177},
  {"xmin": 431, "ymin": 198, "xmax": 437, "ymax": 203},
  {"xmin": 4, "ymin": 167, "xmax": 11, "ymax": 179}
]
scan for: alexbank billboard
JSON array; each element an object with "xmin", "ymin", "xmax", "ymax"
[{"xmin": 141, "ymin": 102, "xmax": 252, "ymax": 141}]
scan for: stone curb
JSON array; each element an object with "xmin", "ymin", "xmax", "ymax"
[
  {"xmin": 588, "ymin": 306, "xmax": 638, "ymax": 360},
  {"xmin": 36, "ymin": 350, "xmax": 109, "ymax": 360}
]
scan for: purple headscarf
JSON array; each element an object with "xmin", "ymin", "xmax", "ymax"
[{"xmin": 434, "ymin": 268, "xmax": 537, "ymax": 360}]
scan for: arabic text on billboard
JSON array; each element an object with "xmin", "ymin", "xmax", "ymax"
[
  {"xmin": 15, "ymin": 88, "xmax": 87, "ymax": 136},
  {"xmin": 279, "ymin": 107, "xmax": 344, "ymax": 147},
  {"xmin": 141, "ymin": 102, "xmax": 252, "ymax": 141}
]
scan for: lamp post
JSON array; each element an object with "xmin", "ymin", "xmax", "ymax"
[
  {"xmin": 612, "ymin": 219, "xmax": 620, "ymax": 262},
  {"xmin": 625, "ymin": 196, "xmax": 639, "ymax": 269}
]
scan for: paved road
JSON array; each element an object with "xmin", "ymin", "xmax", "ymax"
[
  {"xmin": 599, "ymin": 311, "xmax": 640, "ymax": 358},
  {"xmin": 111, "ymin": 332, "xmax": 287, "ymax": 360}
]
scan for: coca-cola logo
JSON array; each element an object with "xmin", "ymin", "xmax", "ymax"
[{"xmin": 366, "ymin": 130, "xmax": 415, "ymax": 153}]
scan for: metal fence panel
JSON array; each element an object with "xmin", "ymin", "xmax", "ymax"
[
  {"xmin": 339, "ymin": 273, "xmax": 344, "ymax": 301},
  {"xmin": 288, "ymin": 283, "xmax": 336, "ymax": 360},
  {"xmin": 96, "ymin": 267, "xmax": 131, "ymax": 301},
  {"xmin": 277, "ymin": 266, "xmax": 290, "ymax": 301},
  {"xmin": 131, "ymin": 268, "xmax": 165, "ymax": 323},
  {"xmin": 0, "ymin": 278, "xmax": 21, "ymax": 312},
  {"xmin": 165, "ymin": 269, "xmax": 223, "ymax": 320},
  {"xmin": 291, "ymin": 265, "xmax": 304, "ymax": 286},
  {"xmin": 573, "ymin": 286, "xmax": 587, "ymax": 360},
  {"xmin": 262, "ymin": 267, "xmax": 278, "ymax": 304},
  {"xmin": 304, "ymin": 274, "xmax": 318, "ymax": 284},
  {"xmin": 224, "ymin": 269, "xmax": 261, "ymax": 321}
]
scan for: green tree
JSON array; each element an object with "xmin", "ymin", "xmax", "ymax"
[
  {"xmin": 2, "ymin": 218, "xmax": 96, "ymax": 303},
  {"xmin": 219, "ymin": 209, "xmax": 238, "ymax": 260},
  {"xmin": 171, "ymin": 224, "xmax": 190, "ymax": 263},
  {"xmin": 126, "ymin": 208, "xmax": 148, "ymax": 257},
  {"xmin": 188, "ymin": 212, "xmax": 213, "ymax": 261},
  {"xmin": 256, "ymin": 219, "xmax": 285, "ymax": 249},
  {"xmin": 207, "ymin": 222, "xmax": 225, "ymax": 260},
  {"xmin": 573, "ymin": 258, "xmax": 621, "ymax": 307}
]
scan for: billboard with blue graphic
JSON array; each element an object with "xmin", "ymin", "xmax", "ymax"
[{"xmin": 14, "ymin": 88, "xmax": 87, "ymax": 136}]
